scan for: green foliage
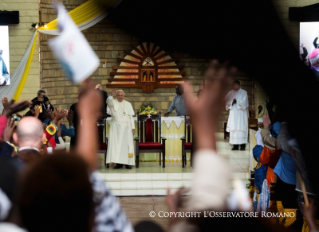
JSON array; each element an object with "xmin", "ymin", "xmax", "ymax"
[{"xmin": 139, "ymin": 102, "xmax": 157, "ymax": 115}]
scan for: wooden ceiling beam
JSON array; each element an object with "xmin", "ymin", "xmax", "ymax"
[
  {"xmin": 157, "ymin": 72, "xmax": 186, "ymax": 75},
  {"xmin": 157, "ymin": 65, "xmax": 184, "ymax": 69},
  {"xmin": 153, "ymin": 48, "xmax": 162, "ymax": 58},
  {"xmin": 130, "ymin": 44, "xmax": 144, "ymax": 57},
  {"xmin": 107, "ymin": 78, "xmax": 138, "ymax": 82},
  {"xmin": 156, "ymin": 78, "xmax": 188, "ymax": 81},
  {"xmin": 138, "ymin": 41, "xmax": 147, "ymax": 54},
  {"xmin": 110, "ymin": 72, "xmax": 139, "ymax": 75},
  {"xmin": 124, "ymin": 51, "xmax": 143, "ymax": 60},
  {"xmin": 151, "ymin": 43, "xmax": 157, "ymax": 54},
  {"xmin": 155, "ymin": 52, "xmax": 171, "ymax": 60},
  {"xmin": 157, "ymin": 58, "xmax": 179, "ymax": 65},
  {"xmin": 117, "ymin": 58, "xmax": 140, "ymax": 65},
  {"xmin": 112, "ymin": 66, "xmax": 139, "ymax": 70}
]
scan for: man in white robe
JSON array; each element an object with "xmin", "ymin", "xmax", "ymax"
[
  {"xmin": 106, "ymin": 89, "xmax": 135, "ymax": 169},
  {"xmin": 226, "ymin": 80, "xmax": 249, "ymax": 150}
]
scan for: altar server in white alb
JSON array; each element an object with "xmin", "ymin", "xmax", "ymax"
[
  {"xmin": 106, "ymin": 89, "xmax": 135, "ymax": 169},
  {"xmin": 226, "ymin": 80, "xmax": 249, "ymax": 150}
]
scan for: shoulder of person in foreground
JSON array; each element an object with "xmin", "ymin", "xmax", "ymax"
[{"xmin": 90, "ymin": 171, "xmax": 134, "ymax": 232}]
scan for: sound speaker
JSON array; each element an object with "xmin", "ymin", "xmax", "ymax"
[{"xmin": 0, "ymin": 11, "xmax": 19, "ymax": 25}]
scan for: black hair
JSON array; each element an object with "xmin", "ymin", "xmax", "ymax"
[
  {"xmin": 37, "ymin": 90, "xmax": 46, "ymax": 96},
  {"xmin": 18, "ymin": 153, "xmax": 94, "ymax": 232},
  {"xmin": 30, "ymin": 101, "xmax": 42, "ymax": 110},
  {"xmin": 233, "ymin": 80, "xmax": 240, "ymax": 85},
  {"xmin": 134, "ymin": 221, "xmax": 164, "ymax": 232}
]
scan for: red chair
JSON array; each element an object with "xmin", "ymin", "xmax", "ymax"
[
  {"xmin": 181, "ymin": 116, "xmax": 192, "ymax": 168},
  {"xmin": 135, "ymin": 112, "xmax": 166, "ymax": 168}
]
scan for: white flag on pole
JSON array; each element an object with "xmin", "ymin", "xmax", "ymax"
[{"xmin": 48, "ymin": 3, "xmax": 99, "ymax": 83}]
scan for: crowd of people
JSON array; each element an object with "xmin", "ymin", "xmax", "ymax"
[
  {"xmin": 251, "ymin": 99, "xmax": 319, "ymax": 232},
  {"xmin": 0, "ymin": 61, "xmax": 318, "ymax": 232}
]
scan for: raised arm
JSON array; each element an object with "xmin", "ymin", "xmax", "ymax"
[
  {"xmin": 183, "ymin": 60, "xmax": 234, "ymax": 211},
  {"xmin": 1, "ymin": 97, "xmax": 29, "ymax": 138},
  {"xmin": 277, "ymin": 122, "xmax": 292, "ymax": 155},
  {"xmin": 106, "ymin": 89, "xmax": 116, "ymax": 108},
  {"xmin": 76, "ymin": 80, "xmax": 102, "ymax": 172},
  {"xmin": 260, "ymin": 115, "xmax": 277, "ymax": 150}
]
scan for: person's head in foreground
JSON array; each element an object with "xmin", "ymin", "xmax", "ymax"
[
  {"xmin": 134, "ymin": 220, "xmax": 164, "ymax": 232},
  {"xmin": 13, "ymin": 117, "xmax": 45, "ymax": 150},
  {"xmin": 0, "ymin": 158, "xmax": 19, "ymax": 222},
  {"xmin": 116, "ymin": 90, "xmax": 124, "ymax": 102},
  {"xmin": 37, "ymin": 90, "xmax": 46, "ymax": 102},
  {"xmin": 29, "ymin": 101, "xmax": 42, "ymax": 116},
  {"xmin": 232, "ymin": 80, "xmax": 241, "ymax": 91},
  {"xmin": 17, "ymin": 153, "xmax": 94, "ymax": 232},
  {"xmin": 175, "ymin": 85, "xmax": 184, "ymax": 96}
]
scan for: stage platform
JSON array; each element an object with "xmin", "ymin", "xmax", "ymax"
[{"xmin": 96, "ymin": 133, "xmax": 251, "ymax": 196}]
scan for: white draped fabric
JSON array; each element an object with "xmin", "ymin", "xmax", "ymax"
[
  {"xmin": 0, "ymin": 32, "xmax": 37, "ymax": 113},
  {"xmin": 37, "ymin": 12, "xmax": 108, "ymax": 35},
  {"xmin": 106, "ymin": 97, "xmax": 135, "ymax": 166},
  {"xmin": 226, "ymin": 88, "xmax": 249, "ymax": 145}
]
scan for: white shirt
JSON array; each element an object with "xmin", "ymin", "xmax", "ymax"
[{"xmin": 0, "ymin": 223, "xmax": 27, "ymax": 232}]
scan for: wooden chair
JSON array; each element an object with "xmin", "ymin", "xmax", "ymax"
[
  {"xmin": 97, "ymin": 118, "xmax": 109, "ymax": 168},
  {"xmin": 181, "ymin": 116, "xmax": 192, "ymax": 168},
  {"xmin": 249, "ymin": 118, "xmax": 258, "ymax": 131},
  {"xmin": 224, "ymin": 121, "xmax": 229, "ymax": 139},
  {"xmin": 135, "ymin": 112, "xmax": 166, "ymax": 168}
]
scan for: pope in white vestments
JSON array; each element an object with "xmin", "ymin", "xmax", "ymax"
[
  {"xmin": 106, "ymin": 90, "xmax": 135, "ymax": 169},
  {"xmin": 225, "ymin": 81, "xmax": 249, "ymax": 150}
]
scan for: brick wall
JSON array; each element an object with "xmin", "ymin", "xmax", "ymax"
[
  {"xmin": 3, "ymin": 0, "xmax": 312, "ymax": 127},
  {"xmin": 39, "ymin": 1, "xmax": 254, "ymax": 132},
  {"xmin": 0, "ymin": 0, "xmax": 40, "ymax": 103}
]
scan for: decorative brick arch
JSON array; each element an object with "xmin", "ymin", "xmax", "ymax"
[{"xmin": 107, "ymin": 42, "xmax": 187, "ymax": 93}]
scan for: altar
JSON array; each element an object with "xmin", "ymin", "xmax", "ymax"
[{"xmin": 105, "ymin": 116, "xmax": 191, "ymax": 162}]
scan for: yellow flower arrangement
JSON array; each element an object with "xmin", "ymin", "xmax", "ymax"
[{"xmin": 139, "ymin": 102, "xmax": 157, "ymax": 115}]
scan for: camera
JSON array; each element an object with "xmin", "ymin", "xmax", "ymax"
[{"xmin": 13, "ymin": 115, "xmax": 21, "ymax": 121}]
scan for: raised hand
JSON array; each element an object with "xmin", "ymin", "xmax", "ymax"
[
  {"xmin": 2, "ymin": 97, "xmax": 8, "ymax": 109},
  {"xmin": 77, "ymin": 79, "xmax": 103, "ymax": 171},
  {"xmin": 78, "ymin": 80, "xmax": 103, "ymax": 119},
  {"xmin": 2, "ymin": 98, "xmax": 30, "ymax": 118},
  {"xmin": 111, "ymin": 89, "xmax": 117, "ymax": 96},
  {"xmin": 3, "ymin": 117, "xmax": 15, "ymax": 142},
  {"xmin": 183, "ymin": 60, "xmax": 235, "ymax": 151},
  {"xmin": 34, "ymin": 105, "xmax": 41, "ymax": 118},
  {"xmin": 53, "ymin": 108, "xmax": 67, "ymax": 122},
  {"xmin": 166, "ymin": 187, "xmax": 188, "ymax": 226}
]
